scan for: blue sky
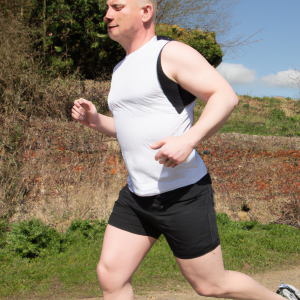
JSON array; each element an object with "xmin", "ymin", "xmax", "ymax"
[{"xmin": 216, "ymin": 0, "xmax": 300, "ymax": 99}]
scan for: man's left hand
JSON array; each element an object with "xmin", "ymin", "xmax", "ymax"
[{"xmin": 150, "ymin": 135, "xmax": 194, "ymax": 168}]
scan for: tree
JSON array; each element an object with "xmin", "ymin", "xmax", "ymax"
[
  {"xmin": 155, "ymin": 24, "xmax": 223, "ymax": 67},
  {"xmin": 0, "ymin": 0, "xmax": 224, "ymax": 78},
  {"xmin": 156, "ymin": 0, "xmax": 261, "ymax": 56},
  {"xmin": 22, "ymin": 0, "xmax": 224, "ymax": 78}
]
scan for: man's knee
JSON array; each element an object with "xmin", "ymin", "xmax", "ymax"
[
  {"xmin": 193, "ymin": 282, "xmax": 226, "ymax": 298},
  {"xmin": 97, "ymin": 261, "xmax": 115, "ymax": 291},
  {"xmin": 97, "ymin": 260, "xmax": 131, "ymax": 293}
]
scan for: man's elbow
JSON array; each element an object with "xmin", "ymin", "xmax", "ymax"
[
  {"xmin": 232, "ymin": 94, "xmax": 239, "ymax": 107},
  {"xmin": 225, "ymin": 89, "xmax": 239, "ymax": 108}
]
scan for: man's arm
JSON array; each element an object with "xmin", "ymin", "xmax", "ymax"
[
  {"xmin": 151, "ymin": 41, "xmax": 239, "ymax": 167},
  {"xmin": 72, "ymin": 98, "xmax": 117, "ymax": 138}
]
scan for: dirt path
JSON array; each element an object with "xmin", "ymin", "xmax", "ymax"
[{"xmin": 76, "ymin": 265, "xmax": 300, "ymax": 300}]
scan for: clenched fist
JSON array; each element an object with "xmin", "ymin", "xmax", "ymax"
[
  {"xmin": 71, "ymin": 98, "xmax": 99, "ymax": 129},
  {"xmin": 150, "ymin": 135, "xmax": 195, "ymax": 168}
]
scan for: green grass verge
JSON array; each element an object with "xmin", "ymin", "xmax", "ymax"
[
  {"xmin": 1, "ymin": 214, "xmax": 300, "ymax": 299},
  {"xmin": 194, "ymin": 96, "xmax": 300, "ymax": 137}
]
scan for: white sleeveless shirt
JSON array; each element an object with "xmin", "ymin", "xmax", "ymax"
[{"xmin": 108, "ymin": 36, "xmax": 207, "ymax": 196}]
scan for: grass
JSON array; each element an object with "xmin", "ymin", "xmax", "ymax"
[
  {"xmin": 1, "ymin": 214, "xmax": 300, "ymax": 299},
  {"xmin": 194, "ymin": 96, "xmax": 300, "ymax": 137}
]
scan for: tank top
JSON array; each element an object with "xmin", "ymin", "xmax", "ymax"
[{"xmin": 108, "ymin": 36, "xmax": 207, "ymax": 196}]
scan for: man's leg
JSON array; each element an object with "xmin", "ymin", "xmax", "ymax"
[
  {"xmin": 176, "ymin": 245, "xmax": 284, "ymax": 300},
  {"xmin": 97, "ymin": 225, "xmax": 156, "ymax": 300}
]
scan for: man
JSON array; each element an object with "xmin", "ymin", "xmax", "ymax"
[{"xmin": 71, "ymin": 1, "xmax": 296, "ymax": 299}]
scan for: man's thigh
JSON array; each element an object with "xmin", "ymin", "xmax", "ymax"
[
  {"xmin": 99, "ymin": 225, "xmax": 156, "ymax": 281},
  {"xmin": 175, "ymin": 245, "xmax": 226, "ymax": 290}
]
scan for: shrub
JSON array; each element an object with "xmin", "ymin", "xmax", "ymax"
[
  {"xmin": 6, "ymin": 218, "xmax": 65, "ymax": 258},
  {"xmin": 269, "ymin": 98, "xmax": 282, "ymax": 105},
  {"xmin": 26, "ymin": 0, "xmax": 125, "ymax": 78},
  {"xmin": 216, "ymin": 213, "xmax": 231, "ymax": 226},
  {"xmin": 0, "ymin": 219, "xmax": 9, "ymax": 249},
  {"xmin": 270, "ymin": 108, "xmax": 286, "ymax": 121},
  {"xmin": 66, "ymin": 219, "xmax": 107, "ymax": 240},
  {"xmin": 3, "ymin": 0, "xmax": 223, "ymax": 78},
  {"xmin": 155, "ymin": 24, "xmax": 223, "ymax": 68},
  {"xmin": 3, "ymin": 218, "xmax": 107, "ymax": 259}
]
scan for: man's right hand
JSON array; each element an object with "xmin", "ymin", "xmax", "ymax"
[
  {"xmin": 71, "ymin": 98, "xmax": 117, "ymax": 137},
  {"xmin": 71, "ymin": 98, "xmax": 99, "ymax": 129}
]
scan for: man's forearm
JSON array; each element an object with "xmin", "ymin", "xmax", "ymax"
[
  {"xmin": 185, "ymin": 91, "xmax": 239, "ymax": 147},
  {"xmin": 92, "ymin": 113, "xmax": 117, "ymax": 138}
]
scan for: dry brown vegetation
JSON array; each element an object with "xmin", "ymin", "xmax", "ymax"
[
  {"xmin": 199, "ymin": 133, "xmax": 300, "ymax": 226},
  {"xmin": 0, "ymin": 79, "xmax": 112, "ymax": 231},
  {"xmin": 1, "ymin": 115, "xmax": 299, "ymax": 230}
]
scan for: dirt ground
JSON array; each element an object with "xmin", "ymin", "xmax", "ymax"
[{"xmin": 76, "ymin": 265, "xmax": 300, "ymax": 300}]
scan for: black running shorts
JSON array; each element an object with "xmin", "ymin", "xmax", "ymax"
[{"xmin": 108, "ymin": 173, "xmax": 220, "ymax": 259}]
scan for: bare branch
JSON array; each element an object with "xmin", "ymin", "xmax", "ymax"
[{"xmin": 156, "ymin": 0, "xmax": 262, "ymax": 55}]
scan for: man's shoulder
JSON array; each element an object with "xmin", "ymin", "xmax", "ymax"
[{"xmin": 161, "ymin": 39, "xmax": 201, "ymax": 62}]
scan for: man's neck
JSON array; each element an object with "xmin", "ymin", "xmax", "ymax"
[{"xmin": 121, "ymin": 26, "xmax": 156, "ymax": 55}]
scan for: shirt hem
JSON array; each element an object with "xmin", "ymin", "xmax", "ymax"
[{"xmin": 129, "ymin": 171, "xmax": 208, "ymax": 197}]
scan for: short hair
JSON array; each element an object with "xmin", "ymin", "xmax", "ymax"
[{"xmin": 138, "ymin": 0, "xmax": 157, "ymax": 18}]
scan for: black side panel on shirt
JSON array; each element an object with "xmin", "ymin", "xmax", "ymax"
[{"xmin": 157, "ymin": 36, "xmax": 197, "ymax": 114}]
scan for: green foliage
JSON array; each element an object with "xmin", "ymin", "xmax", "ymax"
[
  {"xmin": 66, "ymin": 219, "xmax": 107, "ymax": 240},
  {"xmin": 270, "ymin": 108, "xmax": 286, "ymax": 121},
  {"xmin": 269, "ymin": 97, "xmax": 282, "ymax": 105},
  {"xmin": 194, "ymin": 96, "xmax": 300, "ymax": 137},
  {"xmin": 156, "ymin": 24, "xmax": 223, "ymax": 68},
  {"xmin": 28, "ymin": 0, "xmax": 125, "ymax": 78},
  {"xmin": 0, "ymin": 219, "xmax": 9, "ymax": 249},
  {"xmin": 6, "ymin": 218, "xmax": 65, "ymax": 258},
  {"xmin": 3, "ymin": 218, "xmax": 108, "ymax": 259},
  {"xmin": 22, "ymin": 1, "xmax": 223, "ymax": 78},
  {"xmin": 216, "ymin": 212, "xmax": 231, "ymax": 226}
]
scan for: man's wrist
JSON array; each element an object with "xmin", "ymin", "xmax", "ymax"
[{"xmin": 183, "ymin": 128, "xmax": 203, "ymax": 149}]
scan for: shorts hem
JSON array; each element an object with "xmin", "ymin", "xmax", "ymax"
[
  {"xmin": 173, "ymin": 239, "xmax": 220, "ymax": 260},
  {"xmin": 108, "ymin": 219, "xmax": 161, "ymax": 240}
]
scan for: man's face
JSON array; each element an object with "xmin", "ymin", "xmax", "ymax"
[{"xmin": 104, "ymin": 0, "xmax": 144, "ymax": 42}]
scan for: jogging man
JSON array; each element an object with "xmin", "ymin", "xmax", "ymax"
[{"xmin": 71, "ymin": 0, "xmax": 293, "ymax": 299}]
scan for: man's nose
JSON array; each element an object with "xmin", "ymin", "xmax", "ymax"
[{"xmin": 104, "ymin": 7, "xmax": 113, "ymax": 23}]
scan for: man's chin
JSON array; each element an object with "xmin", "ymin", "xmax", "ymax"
[{"xmin": 107, "ymin": 31, "xmax": 120, "ymax": 42}]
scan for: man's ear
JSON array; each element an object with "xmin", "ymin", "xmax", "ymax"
[{"xmin": 141, "ymin": 4, "xmax": 154, "ymax": 22}]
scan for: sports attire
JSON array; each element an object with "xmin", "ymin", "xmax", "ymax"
[{"xmin": 107, "ymin": 36, "xmax": 220, "ymax": 258}]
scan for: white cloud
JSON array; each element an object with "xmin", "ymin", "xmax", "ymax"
[
  {"xmin": 261, "ymin": 69, "xmax": 300, "ymax": 88},
  {"xmin": 217, "ymin": 63, "xmax": 256, "ymax": 85}
]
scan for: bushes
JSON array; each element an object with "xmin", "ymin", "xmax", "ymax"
[
  {"xmin": 1, "ymin": 1, "xmax": 224, "ymax": 79},
  {"xmin": 155, "ymin": 24, "xmax": 223, "ymax": 68},
  {"xmin": 269, "ymin": 108, "xmax": 286, "ymax": 121},
  {"xmin": 6, "ymin": 218, "xmax": 64, "ymax": 258},
  {"xmin": 0, "ymin": 14, "xmax": 110, "ymax": 119},
  {"xmin": 2, "ymin": 218, "xmax": 107, "ymax": 259},
  {"xmin": 28, "ymin": 1, "xmax": 223, "ymax": 77},
  {"xmin": 27, "ymin": 0, "xmax": 124, "ymax": 78},
  {"xmin": 0, "ymin": 219, "xmax": 9, "ymax": 249},
  {"xmin": 67, "ymin": 219, "xmax": 107, "ymax": 239}
]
